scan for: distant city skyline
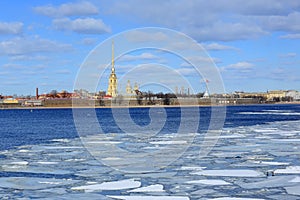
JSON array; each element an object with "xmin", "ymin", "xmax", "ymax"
[{"xmin": 1, "ymin": 1, "xmax": 300, "ymax": 95}]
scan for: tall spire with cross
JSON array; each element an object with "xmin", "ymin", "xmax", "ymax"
[
  {"xmin": 107, "ymin": 41, "xmax": 117, "ymax": 97},
  {"xmin": 111, "ymin": 40, "xmax": 115, "ymax": 74}
]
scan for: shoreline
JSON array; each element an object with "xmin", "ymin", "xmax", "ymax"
[{"xmin": 1, "ymin": 102, "xmax": 300, "ymax": 110}]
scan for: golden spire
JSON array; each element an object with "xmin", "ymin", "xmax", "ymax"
[{"xmin": 112, "ymin": 40, "xmax": 115, "ymax": 73}]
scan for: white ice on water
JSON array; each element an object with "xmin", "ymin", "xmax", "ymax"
[
  {"xmin": 149, "ymin": 140, "xmax": 188, "ymax": 145},
  {"xmin": 250, "ymin": 161, "xmax": 290, "ymax": 166},
  {"xmin": 10, "ymin": 161, "xmax": 28, "ymax": 165},
  {"xmin": 210, "ymin": 198, "xmax": 265, "ymax": 200},
  {"xmin": 289, "ymin": 176, "xmax": 300, "ymax": 182},
  {"xmin": 128, "ymin": 184, "xmax": 165, "ymax": 192},
  {"xmin": 1, "ymin": 116, "xmax": 300, "ymax": 199},
  {"xmin": 285, "ymin": 185, "xmax": 300, "ymax": 196},
  {"xmin": 107, "ymin": 196, "xmax": 190, "ymax": 200},
  {"xmin": 275, "ymin": 166, "xmax": 300, "ymax": 174},
  {"xmin": 179, "ymin": 166, "xmax": 206, "ymax": 171},
  {"xmin": 0, "ymin": 177, "xmax": 79, "ymax": 190},
  {"xmin": 71, "ymin": 179, "xmax": 141, "ymax": 192},
  {"xmin": 185, "ymin": 179, "xmax": 231, "ymax": 185},
  {"xmin": 191, "ymin": 169, "xmax": 264, "ymax": 177}
]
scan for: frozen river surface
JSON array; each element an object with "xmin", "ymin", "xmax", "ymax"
[{"xmin": 0, "ymin": 105, "xmax": 300, "ymax": 199}]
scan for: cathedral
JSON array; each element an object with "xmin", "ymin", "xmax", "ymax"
[
  {"xmin": 126, "ymin": 80, "xmax": 139, "ymax": 95},
  {"xmin": 107, "ymin": 41, "xmax": 117, "ymax": 97}
]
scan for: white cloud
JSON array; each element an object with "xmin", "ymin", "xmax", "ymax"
[
  {"xmin": 201, "ymin": 43, "xmax": 239, "ymax": 51},
  {"xmin": 125, "ymin": 30, "xmax": 168, "ymax": 43},
  {"xmin": 0, "ymin": 71, "xmax": 9, "ymax": 76},
  {"xmin": 55, "ymin": 69, "xmax": 71, "ymax": 74},
  {"xmin": 0, "ymin": 36, "xmax": 72, "ymax": 56},
  {"xmin": 175, "ymin": 67, "xmax": 199, "ymax": 76},
  {"xmin": 181, "ymin": 56, "xmax": 221, "ymax": 67},
  {"xmin": 105, "ymin": 0, "xmax": 300, "ymax": 42},
  {"xmin": 118, "ymin": 53, "xmax": 159, "ymax": 62},
  {"xmin": 279, "ymin": 52, "xmax": 297, "ymax": 58},
  {"xmin": 221, "ymin": 62, "xmax": 254, "ymax": 72},
  {"xmin": 0, "ymin": 22, "xmax": 23, "ymax": 35},
  {"xmin": 81, "ymin": 37, "xmax": 98, "ymax": 45},
  {"xmin": 108, "ymin": 0, "xmax": 274, "ymax": 41},
  {"xmin": 2, "ymin": 63, "xmax": 46, "ymax": 70},
  {"xmin": 53, "ymin": 18, "xmax": 110, "ymax": 34},
  {"xmin": 9, "ymin": 55, "xmax": 49, "ymax": 61},
  {"xmin": 256, "ymin": 12, "xmax": 300, "ymax": 32},
  {"xmin": 187, "ymin": 21, "xmax": 267, "ymax": 41},
  {"xmin": 280, "ymin": 33, "xmax": 300, "ymax": 39},
  {"xmin": 34, "ymin": 1, "xmax": 99, "ymax": 17}
]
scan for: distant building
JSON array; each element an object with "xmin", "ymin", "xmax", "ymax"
[
  {"xmin": 133, "ymin": 82, "xmax": 139, "ymax": 92},
  {"xmin": 286, "ymin": 90, "xmax": 300, "ymax": 101},
  {"xmin": 203, "ymin": 90, "xmax": 209, "ymax": 98},
  {"xmin": 107, "ymin": 41, "xmax": 117, "ymax": 97},
  {"xmin": 267, "ymin": 90, "xmax": 287, "ymax": 101},
  {"xmin": 126, "ymin": 80, "xmax": 133, "ymax": 95},
  {"xmin": 3, "ymin": 98, "xmax": 19, "ymax": 104},
  {"xmin": 124, "ymin": 80, "xmax": 139, "ymax": 98},
  {"xmin": 25, "ymin": 100, "xmax": 43, "ymax": 106},
  {"xmin": 235, "ymin": 91, "xmax": 267, "ymax": 98}
]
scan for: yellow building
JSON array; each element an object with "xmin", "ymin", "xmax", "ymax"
[
  {"xmin": 3, "ymin": 98, "xmax": 19, "ymax": 104},
  {"xmin": 267, "ymin": 90, "xmax": 286, "ymax": 100},
  {"xmin": 107, "ymin": 41, "xmax": 118, "ymax": 97}
]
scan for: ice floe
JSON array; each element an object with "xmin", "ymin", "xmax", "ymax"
[
  {"xmin": 236, "ymin": 175, "xmax": 298, "ymax": 189},
  {"xmin": 1, "ymin": 114, "xmax": 300, "ymax": 199},
  {"xmin": 185, "ymin": 179, "xmax": 231, "ymax": 185},
  {"xmin": 149, "ymin": 140, "xmax": 188, "ymax": 145},
  {"xmin": 250, "ymin": 161, "xmax": 290, "ymax": 166},
  {"xmin": 71, "ymin": 179, "xmax": 141, "ymax": 192},
  {"xmin": 289, "ymin": 176, "xmax": 300, "ymax": 182},
  {"xmin": 191, "ymin": 169, "xmax": 264, "ymax": 177},
  {"xmin": 10, "ymin": 161, "xmax": 28, "ymax": 165},
  {"xmin": 211, "ymin": 198, "xmax": 265, "ymax": 200},
  {"xmin": 0, "ymin": 177, "xmax": 79, "ymax": 190},
  {"xmin": 275, "ymin": 166, "xmax": 300, "ymax": 174},
  {"xmin": 128, "ymin": 184, "xmax": 165, "ymax": 192},
  {"xmin": 285, "ymin": 185, "xmax": 300, "ymax": 196},
  {"xmin": 36, "ymin": 161, "xmax": 59, "ymax": 165},
  {"xmin": 179, "ymin": 166, "xmax": 206, "ymax": 171},
  {"xmin": 107, "ymin": 195, "xmax": 190, "ymax": 200}
]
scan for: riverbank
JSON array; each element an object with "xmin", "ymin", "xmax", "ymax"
[{"xmin": 1, "ymin": 101, "xmax": 300, "ymax": 110}]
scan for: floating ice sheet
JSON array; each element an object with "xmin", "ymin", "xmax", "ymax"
[
  {"xmin": 107, "ymin": 195, "xmax": 190, "ymax": 200},
  {"xmin": 285, "ymin": 185, "xmax": 300, "ymax": 196},
  {"xmin": 128, "ymin": 184, "xmax": 165, "ymax": 192},
  {"xmin": 275, "ymin": 166, "xmax": 300, "ymax": 174},
  {"xmin": 211, "ymin": 198, "xmax": 265, "ymax": 200},
  {"xmin": 191, "ymin": 170, "xmax": 264, "ymax": 177},
  {"xmin": 0, "ymin": 177, "xmax": 79, "ymax": 190},
  {"xmin": 186, "ymin": 179, "xmax": 231, "ymax": 185},
  {"xmin": 71, "ymin": 179, "xmax": 141, "ymax": 192},
  {"xmin": 236, "ymin": 175, "xmax": 298, "ymax": 189}
]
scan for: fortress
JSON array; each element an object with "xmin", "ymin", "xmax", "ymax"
[{"xmin": 106, "ymin": 41, "xmax": 138, "ymax": 98}]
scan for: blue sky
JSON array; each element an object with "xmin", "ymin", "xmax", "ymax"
[{"xmin": 0, "ymin": 0, "xmax": 300, "ymax": 95}]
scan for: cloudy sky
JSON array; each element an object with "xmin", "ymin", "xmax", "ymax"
[{"xmin": 1, "ymin": 0, "xmax": 300, "ymax": 95}]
